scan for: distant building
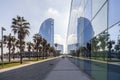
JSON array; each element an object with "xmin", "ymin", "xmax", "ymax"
[
  {"xmin": 55, "ymin": 44, "xmax": 63, "ymax": 54},
  {"xmin": 39, "ymin": 18, "xmax": 54, "ymax": 46},
  {"xmin": 68, "ymin": 43, "xmax": 77, "ymax": 54}
]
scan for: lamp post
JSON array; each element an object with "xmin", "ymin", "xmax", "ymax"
[{"xmin": 1, "ymin": 27, "xmax": 6, "ymax": 67}]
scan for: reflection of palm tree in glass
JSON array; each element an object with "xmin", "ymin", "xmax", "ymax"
[
  {"xmin": 114, "ymin": 39, "xmax": 120, "ymax": 59},
  {"xmin": 98, "ymin": 31, "xmax": 108, "ymax": 51},
  {"xmin": 108, "ymin": 40, "xmax": 115, "ymax": 60}
]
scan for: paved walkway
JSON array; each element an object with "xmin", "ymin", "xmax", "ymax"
[
  {"xmin": 0, "ymin": 57, "xmax": 58, "ymax": 73},
  {"xmin": 44, "ymin": 58, "xmax": 91, "ymax": 80}
]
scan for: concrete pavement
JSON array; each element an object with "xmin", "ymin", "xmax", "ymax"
[{"xmin": 44, "ymin": 57, "xmax": 91, "ymax": 80}]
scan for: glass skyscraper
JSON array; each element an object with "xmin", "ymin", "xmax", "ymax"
[{"xmin": 39, "ymin": 18, "xmax": 54, "ymax": 46}]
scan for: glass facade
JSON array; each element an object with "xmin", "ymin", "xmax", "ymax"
[
  {"xmin": 67, "ymin": 0, "xmax": 120, "ymax": 80},
  {"xmin": 39, "ymin": 18, "xmax": 54, "ymax": 46}
]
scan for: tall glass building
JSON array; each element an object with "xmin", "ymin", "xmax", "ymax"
[
  {"xmin": 39, "ymin": 18, "xmax": 54, "ymax": 46},
  {"xmin": 67, "ymin": 0, "xmax": 120, "ymax": 80}
]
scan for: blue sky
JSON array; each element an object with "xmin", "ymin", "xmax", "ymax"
[{"xmin": 0, "ymin": 0, "xmax": 71, "ymax": 53}]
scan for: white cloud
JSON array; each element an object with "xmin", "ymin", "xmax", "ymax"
[
  {"xmin": 54, "ymin": 34, "xmax": 64, "ymax": 45},
  {"xmin": 47, "ymin": 8, "xmax": 60, "ymax": 18},
  {"xmin": 72, "ymin": 7, "xmax": 84, "ymax": 17},
  {"xmin": 67, "ymin": 34, "xmax": 77, "ymax": 44}
]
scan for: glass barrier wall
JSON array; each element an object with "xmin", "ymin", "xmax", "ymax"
[{"xmin": 67, "ymin": 0, "xmax": 120, "ymax": 80}]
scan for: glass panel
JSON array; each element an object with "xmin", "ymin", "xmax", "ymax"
[
  {"xmin": 84, "ymin": 0, "xmax": 92, "ymax": 21},
  {"xmin": 91, "ymin": 1, "xmax": 108, "ymax": 80},
  {"xmin": 108, "ymin": 1, "xmax": 120, "ymax": 79},
  {"xmin": 92, "ymin": 0, "xmax": 106, "ymax": 18},
  {"xmin": 92, "ymin": 3, "xmax": 107, "ymax": 36},
  {"xmin": 109, "ymin": 0, "xmax": 120, "ymax": 26},
  {"xmin": 108, "ymin": 24, "xmax": 120, "ymax": 80},
  {"xmin": 91, "ymin": 31, "xmax": 108, "ymax": 80}
]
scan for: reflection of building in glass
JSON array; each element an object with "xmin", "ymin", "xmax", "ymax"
[
  {"xmin": 77, "ymin": 17, "xmax": 94, "ymax": 48},
  {"xmin": 68, "ymin": 43, "xmax": 77, "ymax": 54},
  {"xmin": 39, "ymin": 18, "xmax": 54, "ymax": 46},
  {"xmin": 56, "ymin": 44, "xmax": 64, "ymax": 54}
]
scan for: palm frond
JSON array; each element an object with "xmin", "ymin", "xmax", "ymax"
[
  {"xmin": 11, "ymin": 25, "xmax": 19, "ymax": 29},
  {"xmin": 23, "ymin": 23, "xmax": 30, "ymax": 26}
]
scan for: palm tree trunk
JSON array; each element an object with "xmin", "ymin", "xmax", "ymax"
[
  {"xmin": 37, "ymin": 48, "xmax": 39, "ymax": 60},
  {"xmin": 20, "ymin": 39, "xmax": 23, "ymax": 64},
  {"xmin": 20, "ymin": 53, "xmax": 22, "ymax": 64},
  {"xmin": 29, "ymin": 51, "xmax": 31, "ymax": 60},
  {"xmin": 8, "ymin": 47, "xmax": 11, "ymax": 62},
  {"xmin": 43, "ymin": 48, "xmax": 44, "ymax": 59},
  {"xmin": 46, "ymin": 51, "xmax": 48, "ymax": 59}
]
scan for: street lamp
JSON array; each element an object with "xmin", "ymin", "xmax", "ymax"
[{"xmin": 1, "ymin": 27, "xmax": 6, "ymax": 67}]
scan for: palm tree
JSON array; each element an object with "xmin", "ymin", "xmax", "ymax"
[
  {"xmin": 27, "ymin": 42, "xmax": 33, "ymax": 59},
  {"xmin": 3, "ymin": 33, "xmax": 15, "ymax": 62},
  {"xmin": 42, "ymin": 38, "xmax": 47, "ymax": 59},
  {"xmin": 33, "ymin": 33, "xmax": 42, "ymax": 60},
  {"xmin": 38, "ymin": 46, "xmax": 42, "ymax": 58},
  {"xmin": 54, "ymin": 43, "xmax": 58, "ymax": 56},
  {"xmin": 49, "ymin": 46, "xmax": 55, "ymax": 57},
  {"xmin": 45, "ymin": 43, "xmax": 50, "ymax": 58},
  {"xmin": 11, "ymin": 16, "xmax": 30, "ymax": 64},
  {"xmin": 11, "ymin": 36, "xmax": 17, "ymax": 60},
  {"xmin": 55, "ymin": 43, "xmax": 58, "ymax": 49},
  {"xmin": 3, "ymin": 33, "xmax": 16, "ymax": 62}
]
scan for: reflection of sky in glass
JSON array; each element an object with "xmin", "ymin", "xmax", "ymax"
[
  {"xmin": 108, "ymin": 0, "xmax": 120, "ymax": 45},
  {"xmin": 84, "ymin": 0, "xmax": 92, "ymax": 20},
  {"xmin": 92, "ymin": 0, "xmax": 106, "ymax": 18},
  {"xmin": 108, "ymin": 24, "xmax": 120, "ymax": 44},
  {"xmin": 68, "ymin": 0, "xmax": 120, "ymax": 46},
  {"xmin": 67, "ymin": 0, "xmax": 81, "ymax": 44},
  {"xmin": 67, "ymin": 0, "xmax": 85, "ymax": 44},
  {"xmin": 109, "ymin": 0, "xmax": 120, "ymax": 26},
  {"xmin": 92, "ymin": 3, "xmax": 107, "ymax": 36},
  {"xmin": 68, "ymin": 0, "xmax": 107, "ymax": 44}
]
